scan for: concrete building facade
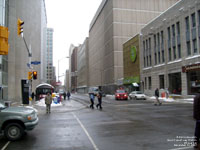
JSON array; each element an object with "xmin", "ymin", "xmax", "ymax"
[
  {"xmin": 8, "ymin": 0, "xmax": 47, "ymax": 101},
  {"xmin": 46, "ymin": 28, "xmax": 54, "ymax": 84},
  {"xmin": 88, "ymin": 0, "xmax": 179, "ymax": 94},
  {"xmin": 140, "ymin": 0, "xmax": 200, "ymax": 97},
  {"xmin": 77, "ymin": 38, "xmax": 89, "ymax": 94},
  {"xmin": 69, "ymin": 44, "xmax": 79, "ymax": 92}
]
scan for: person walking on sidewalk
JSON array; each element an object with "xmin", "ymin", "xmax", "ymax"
[
  {"xmin": 89, "ymin": 93, "xmax": 95, "ymax": 109},
  {"xmin": 67, "ymin": 91, "xmax": 71, "ymax": 100},
  {"xmin": 193, "ymin": 90, "xmax": 200, "ymax": 149},
  {"xmin": 45, "ymin": 93, "xmax": 53, "ymax": 114},
  {"xmin": 96, "ymin": 89, "xmax": 103, "ymax": 110},
  {"xmin": 154, "ymin": 88, "xmax": 162, "ymax": 106}
]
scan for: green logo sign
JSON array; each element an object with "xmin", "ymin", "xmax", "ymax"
[{"xmin": 130, "ymin": 46, "xmax": 137, "ymax": 63}]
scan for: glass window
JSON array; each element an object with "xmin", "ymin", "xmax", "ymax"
[
  {"xmin": 187, "ymin": 41, "xmax": 191, "ymax": 56},
  {"xmin": 154, "ymin": 53, "xmax": 157, "ymax": 65},
  {"xmin": 193, "ymin": 39, "xmax": 197, "ymax": 54},
  {"xmin": 149, "ymin": 38, "xmax": 152, "ymax": 66},
  {"xmin": 148, "ymin": 76, "xmax": 152, "ymax": 90},
  {"xmin": 176, "ymin": 22, "xmax": 180, "ymax": 35},
  {"xmin": 145, "ymin": 77, "xmax": 147, "ymax": 90},
  {"xmin": 198, "ymin": 10, "xmax": 200, "ymax": 25},
  {"xmin": 168, "ymin": 48, "xmax": 172, "ymax": 61},
  {"xmin": 162, "ymin": 51, "xmax": 165, "ymax": 63},
  {"xmin": 178, "ymin": 45, "xmax": 181, "ymax": 59},
  {"xmin": 185, "ymin": 16, "xmax": 190, "ymax": 31},
  {"xmin": 173, "ymin": 46, "xmax": 176, "ymax": 60},
  {"xmin": 172, "ymin": 24, "xmax": 175, "ymax": 37},
  {"xmin": 159, "ymin": 75, "xmax": 165, "ymax": 89},
  {"xmin": 191, "ymin": 13, "xmax": 196, "ymax": 28}
]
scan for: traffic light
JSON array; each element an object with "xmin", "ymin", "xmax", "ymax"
[
  {"xmin": 33, "ymin": 71, "xmax": 37, "ymax": 80},
  {"xmin": 0, "ymin": 26, "xmax": 9, "ymax": 55},
  {"xmin": 28, "ymin": 71, "xmax": 32, "ymax": 80},
  {"xmin": 17, "ymin": 18, "xmax": 24, "ymax": 36}
]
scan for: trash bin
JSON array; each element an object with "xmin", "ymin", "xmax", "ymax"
[
  {"xmin": 4, "ymin": 101, "xmax": 11, "ymax": 107},
  {"xmin": 161, "ymin": 92, "xmax": 165, "ymax": 98}
]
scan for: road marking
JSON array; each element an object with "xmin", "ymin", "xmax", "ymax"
[
  {"xmin": 168, "ymin": 146, "xmax": 193, "ymax": 150},
  {"xmin": 72, "ymin": 112, "xmax": 99, "ymax": 150},
  {"xmin": 1, "ymin": 141, "xmax": 10, "ymax": 150}
]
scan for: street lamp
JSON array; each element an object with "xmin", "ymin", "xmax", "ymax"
[{"xmin": 58, "ymin": 56, "xmax": 69, "ymax": 82}]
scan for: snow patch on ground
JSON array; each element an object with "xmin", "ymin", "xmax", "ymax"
[{"xmin": 35, "ymin": 98, "xmax": 62, "ymax": 107}]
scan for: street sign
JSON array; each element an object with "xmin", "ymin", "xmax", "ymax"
[{"xmin": 31, "ymin": 61, "xmax": 41, "ymax": 65}]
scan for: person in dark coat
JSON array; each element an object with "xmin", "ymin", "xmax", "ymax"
[
  {"xmin": 67, "ymin": 91, "xmax": 71, "ymax": 100},
  {"xmin": 193, "ymin": 91, "xmax": 200, "ymax": 148},
  {"xmin": 96, "ymin": 90, "xmax": 103, "ymax": 110},
  {"xmin": 154, "ymin": 88, "xmax": 162, "ymax": 106},
  {"xmin": 89, "ymin": 93, "xmax": 95, "ymax": 109},
  {"xmin": 63, "ymin": 92, "xmax": 67, "ymax": 100}
]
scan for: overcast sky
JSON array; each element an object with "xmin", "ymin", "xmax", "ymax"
[{"xmin": 45, "ymin": 0, "xmax": 102, "ymax": 83}]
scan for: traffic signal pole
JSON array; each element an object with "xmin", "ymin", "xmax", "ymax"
[{"xmin": 18, "ymin": 18, "xmax": 35, "ymax": 105}]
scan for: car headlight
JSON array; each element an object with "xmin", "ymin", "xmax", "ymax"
[{"xmin": 27, "ymin": 113, "xmax": 36, "ymax": 121}]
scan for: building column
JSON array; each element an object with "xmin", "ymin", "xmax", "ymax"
[{"xmin": 181, "ymin": 72, "xmax": 188, "ymax": 96}]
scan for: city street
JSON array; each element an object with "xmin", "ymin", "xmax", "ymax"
[{"xmin": 0, "ymin": 94, "xmax": 195, "ymax": 150}]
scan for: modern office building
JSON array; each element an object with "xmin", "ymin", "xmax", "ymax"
[
  {"xmin": 140, "ymin": 0, "xmax": 200, "ymax": 96},
  {"xmin": 0, "ymin": 0, "xmax": 9, "ymax": 100},
  {"xmin": 88, "ymin": 0, "xmax": 180, "ymax": 94},
  {"xmin": 77, "ymin": 38, "xmax": 89, "ymax": 93},
  {"xmin": 69, "ymin": 44, "xmax": 79, "ymax": 92},
  {"xmin": 8, "ymin": 0, "xmax": 47, "ymax": 101},
  {"xmin": 46, "ymin": 28, "xmax": 54, "ymax": 84}
]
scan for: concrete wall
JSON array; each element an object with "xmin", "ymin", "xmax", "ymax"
[
  {"xmin": 88, "ymin": 0, "xmax": 179, "ymax": 93},
  {"xmin": 8, "ymin": 0, "xmax": 47, "ymax": 101}
]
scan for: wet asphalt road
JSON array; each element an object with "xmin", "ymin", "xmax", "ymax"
[{"xmin": 0, "ymin": 94, "xmax": 195, "ymax": 150}]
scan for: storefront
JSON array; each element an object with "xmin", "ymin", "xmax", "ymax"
[
  {"xmin": 182, "ymin": 63, "xmax": 200, "ymax": 95},
  {"xmin": 168, "ymin": 72, "xmax": 182, "ymax": 94}
]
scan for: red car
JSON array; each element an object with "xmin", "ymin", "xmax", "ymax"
[{"xmin": 115, "ymin": 89, "xmax": 128, "ymax": 100}]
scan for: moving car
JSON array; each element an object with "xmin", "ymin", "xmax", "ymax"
[
  {"xmin": 0, "ymin": 102, "xmax": 39, "ymax": 141},
  {"xmin": 129, "ymin": 91, "xmax": 146, "ymax": 100},
  {"xmin": 115, "ymin": 89, "xmax": 128, "ymax": 100}
]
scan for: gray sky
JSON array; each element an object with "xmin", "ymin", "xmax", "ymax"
[{"xmin": 45, "ymin": 0, "xmax": 102, "ymax": 83}]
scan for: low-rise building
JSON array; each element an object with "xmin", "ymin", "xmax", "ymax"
[{"xmin": 140, "ymin": 0, "xmax": 200, "ymax": 96}]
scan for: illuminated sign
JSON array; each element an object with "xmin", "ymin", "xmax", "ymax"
[{"xmin": 130, "ymin": 46, "xmax": 137, "ymax": 63}]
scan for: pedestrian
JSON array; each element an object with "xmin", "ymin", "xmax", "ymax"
[
  {"xmin": 67, "ymin": 91, "xmax": 71, "ymax": 100},
  {"xmin": 31, "ymin": 92, "xmax": 35, "ymax": 101},
  {"xmin": 45, "ymin": 93, "xmax": 53, "ymax": 114},
  {"xmin": 154, "ymin": 88, "xmax": 162, "ymax": 106},
  {"xmin": 89, "ymin": 93, "xmax": 95, "ymax": 109},
  {"xmin": 63, "ymin": 92, "xmax": 67, "ymax": 100},
  {"xmin": 193, "ymin": 90, "xmax": 200, "ymax": 149},
  {"xmin": 96, "ymin": 89, "xmax": 103, "ymax": 110}
]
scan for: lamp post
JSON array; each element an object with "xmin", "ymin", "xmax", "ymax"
[{"xmin": 58, "ymin": 56, "xmax": 69, "ymax": 82}]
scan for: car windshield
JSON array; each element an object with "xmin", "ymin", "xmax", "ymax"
[
  {"xmin": 136, "ymin": 91, "xmax": 143, "ymax": 94},
  {"xmin": 116, "ymin": 90, "xmax": 125, "ymax": 93}
]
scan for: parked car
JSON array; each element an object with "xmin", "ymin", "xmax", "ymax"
[
  {"xmin": 0, "ymin": 102, "xmax": 39, "ymax": 141},
  {"xmin": 129, "ymin": 91, "xmax": 146, "ymax": 100},
  {"xmin": 115, "ymin": 89, "xmax": 128, "ymax": 100}
]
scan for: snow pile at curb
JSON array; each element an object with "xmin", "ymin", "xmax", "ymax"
[
  {"xmin": 149, "ymin": 96, "xmax": 174, "ymax": 102},
  {"xmin": 35, "ymin": 98, "xmax": 62, "ymax": 107}
]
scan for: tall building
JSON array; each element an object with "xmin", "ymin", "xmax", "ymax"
[
  {"xmin": 8, "ymin": 0, "xmax": 47, "ymax": 101},
  {"xmin": 140, "ymin": 0, "xmax": 200, "ymax": 97},
  {"xmin": 88, "ymin": 0, "xmax": 180, "ymax": 94},
  {"xmin": 45, "ymin": 28, "xmax": 54, "ymax": 84},
  {"xmin": 77, "ymin": 37, "xmax": 89, "ymax": 93},
  {"xmin": 69, "ymin": 44, "xmax": 79, "ymax": 92},
  {"xmin": 0, "ymin": 0, "xmax": 9, "ymax": 100}
]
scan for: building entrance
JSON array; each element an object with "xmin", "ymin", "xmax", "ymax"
[{"xmin": 168, "ymin": 72, "xmax": 182, "ymax": 94}]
